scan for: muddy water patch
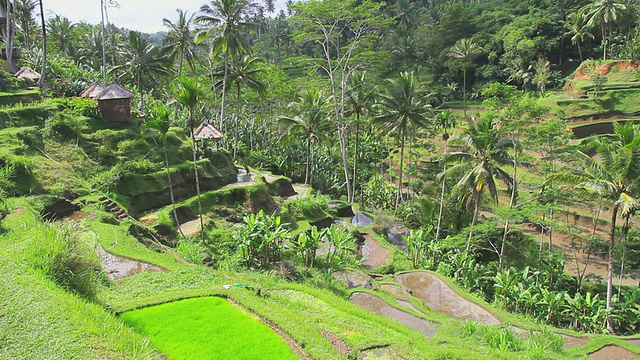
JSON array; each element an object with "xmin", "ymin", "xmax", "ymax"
[
  {"xmin": 624, "ymin": 338, "xmax": 640, "ymax": 349},
  {"xmin": 562, "ymin": 335, "xmax": 589, "ymax": 349},
  {"xmin": 358, "ymin": 235, "xmax": 390, "ymax": 269},
  {"xmin": 385, "ymin": 222, "xmax": 408, "ymax": 252},
  {"xmin": 350, "ymin": 291, "xmax": 439, "ymax": 339},
  {"xmin": 97, "ymin": 247, "xmax": 164, "ymax": 280},
  {"xmin": 589, "ymin": 345, "xmax": 640, "ymax": 360},
  {"xmin": 352, "ymin": 213, "xmax": 373, "ymax": 227},
  {"xmin": 395, "ymin": 271, "xmax": 501, "ymax": 325},
  {"xmin": 333, "ymin": 269, "xmax": 374, "ymax": 289}
]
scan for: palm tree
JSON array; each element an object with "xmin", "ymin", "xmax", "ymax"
[
  {"xmin": 439, "ymin": 116, "xmax": 514, "ymax": 253},
  {"xmin": 177, "ymin": 77, "xmax": 207, "ymax": 242},
  {"xmin": 375, "ymin": 71, "xmax": 431, "ymax": 211},
  {"xmin": 449, "ymin": 38, "xmax": 481, "ymax": 118},
  {"xmin": 215, "ymin": 55, "xmax": 266, "ymax": 158},
  {"xmin": 278, "ymin": 89, "xmax": 329, "ymax": 185},
  {"xmin": 346, "ymin": 72, "xmax": 376, "ymax": 199},
  {"xmin": 110, "ymin": 31, "xmax": 171, "ymax": 108},
  {"xmin": 580, "ymin": 0, "xmax": 627, "ymax": 60},
  {"xmin": 163, "ymin": 9, "xmax": 198, "ymax": 77},
  {"xmin": 550, "ymin": 121, "xmax": 640, "ymax": 332},
  {"xmin": 15, "ymin": 0, "xmax": 37, "ymax": 51},
  {"xmin": 143, "ymin": 105, "xmax": 184, "ymax": 238},
  {"xmin": 196, "ymin": 0, "xmax": 256, "ymax": 133},
  {"xmin": 564, "ymin": 12, "xmax": 595, "ymax": 62},
  {"xmin": 46, "ymin": 15, "xmax": 75, "ymax": 56}
]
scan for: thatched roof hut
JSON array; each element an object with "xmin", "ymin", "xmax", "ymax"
[
  {"xmin": 15, "ymin": 66, "xmax": 40, "ymax": 82},
  {"xmin": 94, "ymin": 83, "xmax": 135, "ymax": 122},
  {"xmin": 194, "ymin": 121, "xmax": 223, "ymax": 142},
  {"xmin": 79, "ymin": 81, "xmax": 106, "ymax": 98}
]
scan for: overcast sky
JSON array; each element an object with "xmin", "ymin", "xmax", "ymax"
[{"xmin": 42, "ymin": 0, "xmax": 285, "ymax": 33}]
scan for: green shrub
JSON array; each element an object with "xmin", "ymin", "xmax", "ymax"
[
  {"xmin": 176, "ymin": 239, "xmax": 207, "ymax": 264},
  {"xmin": 28, "ymin": 220, "xmax": 101, "ymax": 299}
]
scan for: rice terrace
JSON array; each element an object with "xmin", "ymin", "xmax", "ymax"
[{"xmin": 2, "ymin": 0, "xmax": 640, "ymax": 359}]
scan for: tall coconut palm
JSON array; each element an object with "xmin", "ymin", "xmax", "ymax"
[
  {"xmin": 110, "ymin": 31, "xmax": 171, "ymax": 108},
  {"xmin": 213, "ymin": 55, "xmax": 266, "ymax": 158},
  {"xmin": 439, "ymin": 116, "xmax": 514, "ymax": 253},
  {"xmin": 195, "ymin": 0, "xmax": 256, "ymax": 133},
  {"xmin": 46, "ymin": 15, "xmax": 76, "ymax": 56},
  {"xmin": 564, "ymin": 12, "xmax": 595, "ymax": 62},
  {"xmin": 15, "ymin": 0, "xmax": 37, "ymax": 51},
  {"xmin": 580, "ymin": 0, "xmax": 627, "ymax": 60},
  {"xmin": 177, "ymin": 77, "xmax": 207, "ymax": 242},
  {"xmin": 278, "ymin": 89, "xmax": 329, "ymax": 185},
  {"xmin": 449, "ymin": 38, "xmax": 481, "ymax": 118},
  {"xmin": 549, "ymin": 121, "xmax": 640, "ymax": 332},
  {"xmin": 163, "ymin": 9, "xmax": 198, "ymax": 77},
  {"xmin": 375, "ymin": 71, "xmax": 431, "ymax": 211},
  {"xmin": 143, "ymin": 105, "xmax": 184, "ymax": 238},
  {"xmin": 346, "ymin": 71, "xmax": 376, "ymax": 199}
]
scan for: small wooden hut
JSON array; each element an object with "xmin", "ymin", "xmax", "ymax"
[
  {"xmin": 194, "ymin": 121, "xmax": 224, "ymax": 142},
  {"xmin": 94, "ymin": 83, "xmax": 134, "ymax": 122},
  {"xmin": 15, "ymin": 66, "xmax": 40, "ymax": 83},
  {"xmin": 79, "ymin": 81, "xmax": 106, "ymax": 99}
]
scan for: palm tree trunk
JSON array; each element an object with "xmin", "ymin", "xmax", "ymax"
[
  {"xmin": 466, "ymin": 193, "xmax": 480, "ymax": 255},
  {"xmin": 462, "ymin": 66, "xmax": 467, "ymax": 118},
  {"xmin": 395, "ymin": 125, "xmax": 406, "ymax": 212},
  {"xmin": 38, "ymin": 0, "xmax": 46, "ymax": 91},
  {"xmin": 190, "ymin": 124, "xmax": 205, "ymax": 242},
  {"xmin": 338, "ymin": 124, "xmax": 352, "ymax": 202},
  {"xmin": 164, "ymin": 145, "xmax": 184, "ymax": 238},
  {"xmin": 605, "ymin": 202, "xmax": 619, "ymax": 333},
  {"xmin": 305, "ymin": 136, "xmax": 310, "ymax": 184},
  {"xmin": 220, "ymin": 52, "xmax": 229, "ymax": 143},
  {"xmin": 101, "ymin": 0, "xmax": 107, "ymax": 80},
  {"xmin": 352, "ymin": 119, "xmax": 359, "ymax": 202},
  {"xmin": 436, "ymin": 138, "xmax": 448, "ymax": 240}
]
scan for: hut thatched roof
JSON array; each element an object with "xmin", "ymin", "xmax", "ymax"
[
  {"xmin": 194, "ymin": 121, "xmax": 223, "ymax": 141},
  {"xmin": 15, "ymin": 66, "xmax": 40, "ymax": 81},
  {"xmin": 94, "ymin": 83, "xmax": 134, "ymax": 100},
  {"xmin": 80, "ymin": 81, "xmax": 107, "ymax": 98}
]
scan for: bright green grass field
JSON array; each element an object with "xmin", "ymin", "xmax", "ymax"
[{"xmin": 120, "ymin": 296, "xmax": 297, "ymax": 360}]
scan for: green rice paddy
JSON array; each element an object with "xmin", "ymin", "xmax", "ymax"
[{"xmin": 120, "ymin": 296, "xmax": 297, "ymax": 360}]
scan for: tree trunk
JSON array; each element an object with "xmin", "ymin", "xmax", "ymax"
[
  {"xmin": 462, "ymin": 66, "xmax": 467, "ymax": 118},
  {"xmin": 436, "ymin": 139, "xmax": 448, "ymax": 240},
  {"xmin": 395, "ymin": 125, "xmax": 406, "ymax": 213},
  {"xmin": 305, "ymin": 136, "xmax": 310, "ymax": 184},
  {"xmin": 101, "ymin": 0, "xmax": 107, "ymax": 80},
  {"xmin": 219, "ymin": 52, "xmax": 229, "ymax": 144},
  {"xmin": 190, "ymin": 123, "xmax": 205, "ymax": 242},
  {"xmin": 164, "ymin": 145, "xmax": 184, "ymax": 238},
  {"xmin": 605, "ymin": 202, "xmax": 619, "ymax": 333},
  {"xmin": 466, "ymin": 193, "xmax": 480, "ymax": 255},
  {"xmin": 338, "ymin": 124, "xmax": 352, "ymax": 202},
  {"xmin": 352, "ymin": 119, "xmax": 359, "ymax": 202},
  {"xmin": 38, "ymin": 0, "xmax": 46, "ymax": 91},
  {"xmin": 5, "ymin": 0, "xmax": 14, "ymax": 73}
]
